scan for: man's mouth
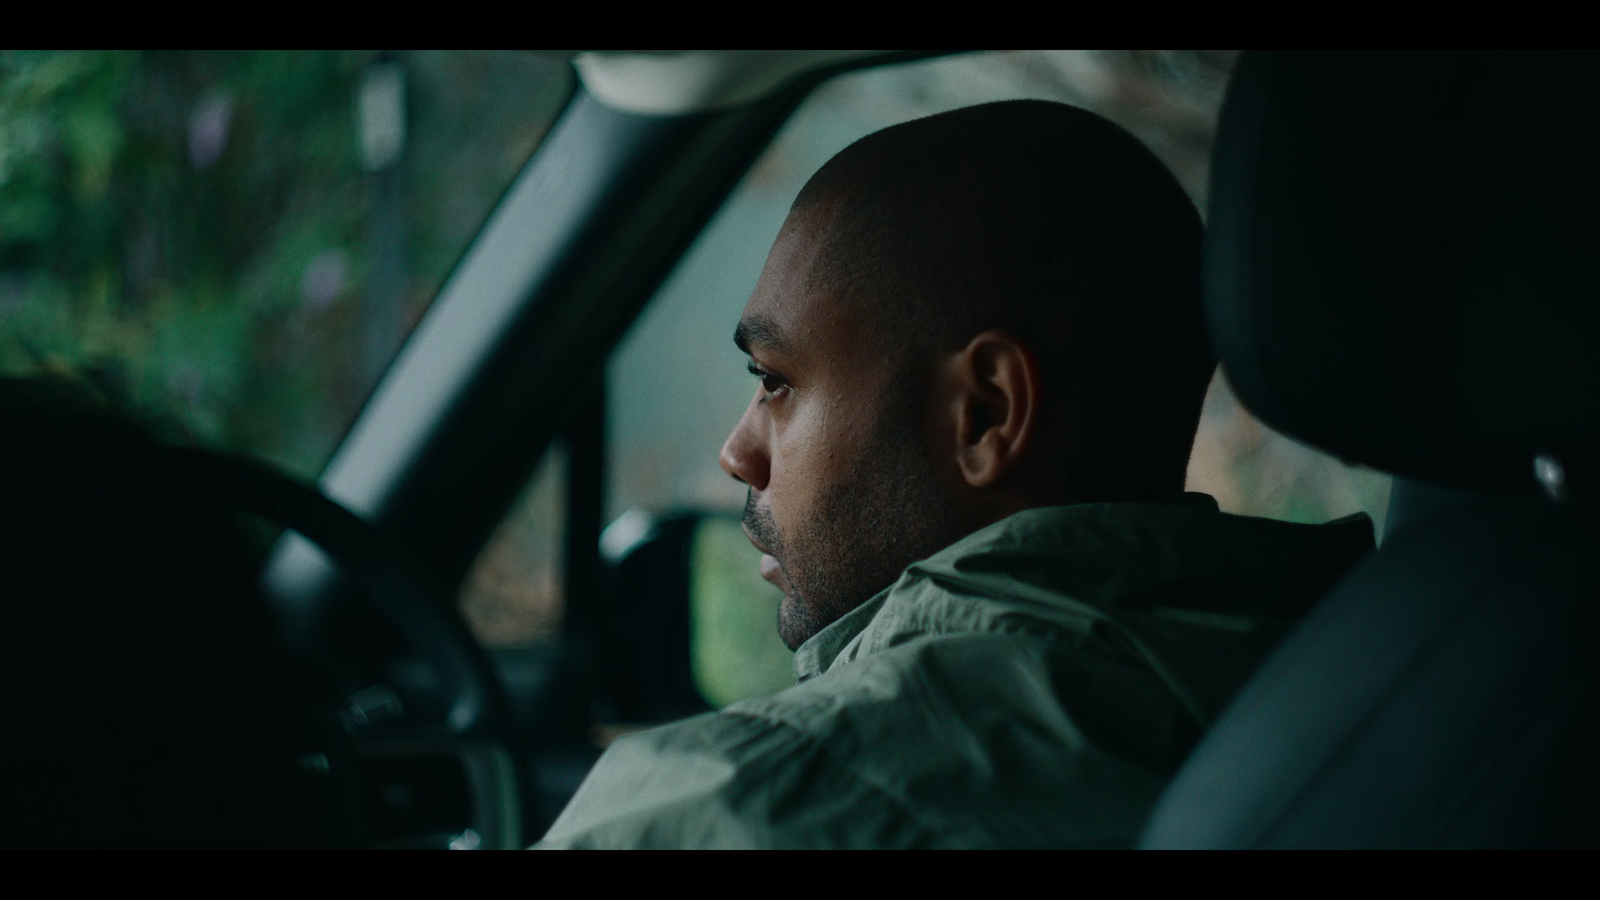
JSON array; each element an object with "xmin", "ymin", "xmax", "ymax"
[
  {"xmin": 758, "ymin": 552, "xmax": 787, "ymax": 590},
  {"xmin": 740, "ymin": 521, "xmax": 772, "ymax": 556},
  {"xmin": 741, "ymin": 517, "xmax": 793, "ymax": 596}
]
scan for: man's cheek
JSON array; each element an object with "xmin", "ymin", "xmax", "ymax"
[{"xmin": 767, "ymin": 433, "xmax": 833, "ymax": 508}]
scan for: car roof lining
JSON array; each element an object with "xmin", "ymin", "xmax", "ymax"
[{"xmin": 574, "ymin": 51, "xmax": 893, "ymax": 115}]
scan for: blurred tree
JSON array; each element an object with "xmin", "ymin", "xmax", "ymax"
[{"xmin": 0, "ymin": 50, "xmax": 571, "ymax": 479}]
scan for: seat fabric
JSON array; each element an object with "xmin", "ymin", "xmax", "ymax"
[{"xmin": 1140, "ymin": 495, "xmax": 1600, "ymax": 847}]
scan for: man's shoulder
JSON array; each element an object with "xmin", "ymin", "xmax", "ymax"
[
  {"xmin": 536, "ymin": 629, "xmax": 1172, "ymax": 849},
  {"xmin": 760, "ymin": 630, "xmax": 1179, "ymax": 821},
  {"xmin": 534, "ymin": 503, "xmax": 1375, "ymax": 849},
  {"xmin": 533, "ymin": 693, "xmax": 944, "ymax": 848}
]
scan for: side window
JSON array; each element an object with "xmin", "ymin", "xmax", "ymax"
[
  {"xmin": 458, "ymin": 443, "xmax": 567, "ymax": 648},
  {"xmin": 1187, "ymin": 375, "xmax": 1392, "ymax": 532}
]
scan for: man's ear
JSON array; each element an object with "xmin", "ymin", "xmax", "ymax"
[{"xmin": 945, "ymin": 330, "xmax": 1041, "ymax": 489}]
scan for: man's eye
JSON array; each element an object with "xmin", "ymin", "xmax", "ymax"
[{"xmin": 747, "ymin": 361, "xmax": 787, "ymax": 400}]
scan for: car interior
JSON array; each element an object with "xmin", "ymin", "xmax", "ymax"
[{"xmin": 4, "ymin": 50, "xmax": 1588, "ymax": 848}]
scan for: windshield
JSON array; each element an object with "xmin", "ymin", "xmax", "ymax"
[{"xmin": 0, "ymin": 50, "xmax": 574, "ymax": 481}]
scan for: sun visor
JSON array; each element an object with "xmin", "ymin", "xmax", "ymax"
[{"xmin": 1205, "ymin": 52, "xmax": 1600, "ymax": 494}]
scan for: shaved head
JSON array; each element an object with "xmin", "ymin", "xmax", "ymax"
[
  {"xmin": 724, "ymin": 100, "xmax": 1214, "ymax": 648},
  {"xmin": 790, "ymin": 100, "xmax": 1211, "ymax": 501}
]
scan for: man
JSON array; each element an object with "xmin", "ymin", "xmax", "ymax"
[{"xmin": 536, "ymin": 100, "xmax": 1373, "ymax": 848}]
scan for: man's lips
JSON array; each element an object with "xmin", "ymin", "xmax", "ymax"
[
  {"xmin": 740, "ymin": 522, "xmax": 771, "ymax": 556},
  {"xmin": 759, "ymin": 553, "xmax": 787, "ymax": 591},
  {"xmin": 742, "ymin": 523, "xmax": 792, "ymax": 595}
]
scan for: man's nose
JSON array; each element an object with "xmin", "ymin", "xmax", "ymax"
[{"xmin": 720, "ymin": 387, "xmax": 770, "ymax": 491}]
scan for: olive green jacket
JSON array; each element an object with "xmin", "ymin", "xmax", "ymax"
[{"xmin": 535, "ymin": 497, "xmax": 1374, "ymax": 849}]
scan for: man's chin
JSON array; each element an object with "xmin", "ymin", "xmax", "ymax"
[{"xmin": 776, "ymin": 595, "xmax": 819, "ymax": 653}]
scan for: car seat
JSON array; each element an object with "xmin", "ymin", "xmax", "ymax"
[{"xmin": 1137, "ymin": 51, "xmax": 1600, "ymax": 848}]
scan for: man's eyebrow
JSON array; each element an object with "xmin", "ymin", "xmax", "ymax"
[{"xmin": 733, "ymin": 315, "xmax": 789, "ymax": 355}]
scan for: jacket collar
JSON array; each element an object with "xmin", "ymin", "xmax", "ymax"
[{"xmin": 792, "ymin": 495, "xmax": 1374, "ymax": 683}]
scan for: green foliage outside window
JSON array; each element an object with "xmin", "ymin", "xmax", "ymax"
[{"xmin": 0, "ymin": 50, "xmax": 572, "ymax": 479}]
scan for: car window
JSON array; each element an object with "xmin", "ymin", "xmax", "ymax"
[
  {"xmin": 0, "ymin": 50, "xmax": 574, "ymax": 482},
  {"xmin": 459, "ymin": 443, "xmax": 568, "ymax": 647}
]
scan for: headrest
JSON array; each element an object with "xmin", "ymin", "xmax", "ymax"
[{"xmin": 1205, "ymin": 52, "xmax": 1600, "ymax": 494}]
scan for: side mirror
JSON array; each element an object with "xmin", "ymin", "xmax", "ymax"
[
  {"xmin": 599, "ymin": 512, "xmax": 711, "ymax": 722},
  {"xmin": 596, "ymin": 511, "xmax": 794, "ymax": 723}
]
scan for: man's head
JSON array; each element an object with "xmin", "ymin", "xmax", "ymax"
[{"xmin": 720, "ymin": 100, "xmax": 1212, "ymax": 650}]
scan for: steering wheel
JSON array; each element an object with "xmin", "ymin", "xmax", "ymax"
[{"xmin": 164, "ymin": 446, "xmax": 529, "ymax": 846}]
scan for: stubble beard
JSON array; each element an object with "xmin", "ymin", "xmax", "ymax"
[{"xmin": 744, "ymin": 404, "xmax": 958, "ymax": 652}]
